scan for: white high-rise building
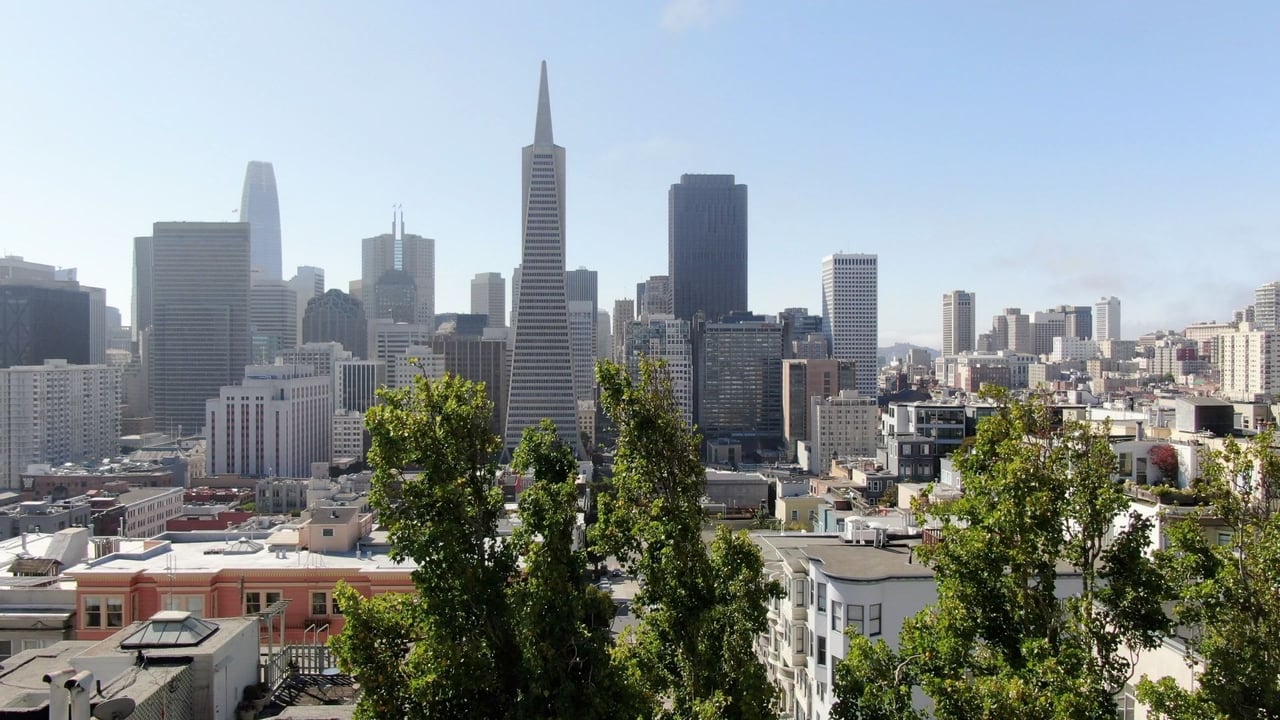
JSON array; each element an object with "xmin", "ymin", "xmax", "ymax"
[
  {"xmin": 1095, "ymin": 296, "xmax": 1122, "ymax": 341},
  {"xmin": 367, "ymin": 320, "xmax": 432, "ymax": 367},
  {"xmin": 941, "ymin": 291, "xmax": 975, "ymax": 356},
  {"xmin": 0, "ymin": 360, "xmax": 121, "ymax": 488},
  {"xmin": 332, "ymin": 411, "xmax": 367, "ymax": 462},
  {"xmin": 470, "ymin": 272, "xmax": 506, "ymax": 328},
  {"xmin": 504, "ymin": 62, "xmax": 580, "ymax": 455},
  {"xmin": 622, "ymin": 315, "xmax": 693, "ymax": 426},
  {"xmin": 822, "ymin": 254, "xmax": 878, "ymax": 399},
  {"xmin": 1253, "ymin": 283, "xmax": 1280, "ymax": 332},
  {"xmin": 1218, "ymin": 324, "xmax": 1280, "ymax": 401},
  {"xmin": 204, "ymin": 365, "xmax": 332, "ymax": 478}
]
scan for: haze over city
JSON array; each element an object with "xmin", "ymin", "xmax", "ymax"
[{"xmin": 2, "ymin": 2, "xmax": 1278, "ymax": 347}]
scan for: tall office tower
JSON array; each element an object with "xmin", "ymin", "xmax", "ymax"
[
  {"xmin": 135, "ymin": 222, "xmax": 250, "ymax": 435},
  {"xmin": 470, "ymin": 272, "xmax": 506, "ymax": 328},
  {"xmin": 611, "ymin": 299, "xmax": 635, "ymax": 362},
  {"xmin": 334, "ymin": 360, "xmax": 387, "ymax": 412},
  {"xmin": 106, "ymin": 306, "xmax": 131, "ymax": 353},
  {"xmin": 697, "ymin": 317, "xmax": 784, "ymax": 455},
  {"xmin": 941, "ymin": 291, "xmax": 976, "ymax": 356},
  {"xmin": 277, "ymin": 342, "xmax": 352, "ymax": 378},
  {"xmin": 1235, "ymin": 304, "xmax": 1256, "ymax": 326},
  {"xmin": 361, "ymin": 214, "xmax": 436, "ymax": 328},
  {"xmin": 1094, "ymin": 296, "xmax": 1122, "ymax": 340},
  {"xmin": 821, "ymin": 253, "xmax": 879, "ymax": 398},
  {"xmin": 0, "ymin": 359, "xmax": 121, "ymax": 488},
  {"xmin": 622, "ymin": 315, "xmax": 693, "ymax": 426},
  {"xmin": 367, "ymin": 320, "xmax": 432, "ymax": 367},
  {"xmin": 569, "ymin": 300, "xmax": 597, "ymax": 403},
  {"xmin": 45, "ymin": 264, "xmax": 106, "ymax": 364},
  {"xmin": 249, "ymin": 281, "xmax": 298, "ymax": 363},
  {"xmin": 996, "ymin": 308, "xmax": 1031, "ymax": 354},
  {"xmin": 432, "ymin": 335, "xmax": 509, "ymax": 436},
  {"xmin": 778, "ymin": 307, "xmax": 824, "ymax": 359},
  {"xmin": 781, "ymin": 358, "xmax": 857, "ymax": 457},
  {"xmin": 510, "ymin": 265, "xmax": 522, "ymax": 329},
  {"xmin": 596, "ymin": 309, "xmax": 611, "ymax": 360},
  {"xmin": 504, "ymin": 61, "xmax": 580, "ymax": 455},
  {"xmin": 302, "ymin": 290, "xmax": 368, "ymax": 359},
  {"xmin": 669, "ymin": 174, "xmax": 748, "ymax": 323},
  {"xmin": 566, "ymin": 267, "xmax": 598, "ymax": 314},
  {"xmin": 0, "ymin": 280, "xmax": 90, "ymax": 368},
  {"xmin": 287, "ymin": 266, "xmax": 325, "ymax": 342},
  {"xmin": 636, "ymin": 275, "xmax": 673, "ymax": 319},
  {"xmin": 1053, "ymin": 304, "xmax": 1092, "ymax": 340},
  {"xmin": 806, "ymin": 391, "xmax": 879, "ymax": 474},
  {"xmin": 204, "ymin": 365, "xmax": 332, "ymax": 478},
  {"xmin": 240, "ymin": 161, "xmax": 282, "ymax": 281},
  {"xmin": 1031, "ymin": 309, "xmax": 1067, "ymax": 357}
]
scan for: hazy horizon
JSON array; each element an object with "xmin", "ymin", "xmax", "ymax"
[{"xmin": 3, "ymin": 2, "xmax": 1278, "ymax": 348}]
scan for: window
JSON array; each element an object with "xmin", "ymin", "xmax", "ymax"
[
  {"xmin": 84, "ymin": 596, "xmax": 124, "ymax": 629},
  {"xmin": 21, "ymin": 639, "xmax": 50, "ymax": 651},
  {"xmin": 868, "ymin": 603, "xmax": 882, "ymax": 636},
  {"xmin": 808, "ymin": 630, "xmax": 814, "ymax": 657},
  {"xmin": 809, "ymin": 579, "xmax": 815, "ymax": 607},
  {"xmin": 0, "ymin": 640, "xmax": 11, "ymax": 659},
  {"xmin": 790, "ymin": 509, "xmax": 799, "ymax": 521},
  {"xmin": 1216, "ymin": 532, "xmax": 1233, "ymax": 546},
  {"xmin": 817, "ymin": 636, "xmax": 827, "ymax": 666},
  {"xmin": 245, "ymin": 591, "xmax": 281, "ymax": 615},
  {"xmin": 1116, "ymin": 685, "xmax": 1137, "ymax": 720},
  {"xmin": 846, "ymin": 604, "xmax": 864, "ymax": 635},
  {"xmin": 311, "ymin": 591, "xmax": 328, "ymax": 616},
  {"xmin": 831, "ymin": 601, "xmax": 843, "ymax": 630},
  {"xmin": 817, "ymin": 583, "xmax": 827, "ymax": 612},
  {"xmin": 163, "ymin": 595, "xmax": 205, "ymax": 618},
  {"xmin": 84, "ymin": 597, "xmax": 102, "ymax": 628},
  {"xmin": 322, "ymin": 528, "xmax": 335, "ymax": 538},
  {"xmin": 331, "ymin": 594, "xmax": 343, "ymax": 615},
  {"xmin": 793, "ymin": 579, "xmax": 805, "ymax": 608}
]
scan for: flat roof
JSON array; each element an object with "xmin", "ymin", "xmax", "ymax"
[
  {"xmin": 68, "ymin": 536, "xmax": 413, "ymax": 575},
  {"xmin": 752, "ymin": 533, "xmax": 933, "ymax": 582}
]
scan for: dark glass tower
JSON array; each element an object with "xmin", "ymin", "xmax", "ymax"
[
  {"xmin": 669, "ymin": 174, "xmax": 748, "ymax": 323},
  {"xmin": 302, "ymin": 290, "xmax": 368, "ymax": 359},
  {"xmin": 240, "ymin": 161, "xmax": 282, "ymax": 281}
]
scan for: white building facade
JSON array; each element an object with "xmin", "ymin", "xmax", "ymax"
[
  {"xmin": 1217, "ymin": 323, "xmax": 1280, "ymax": 401},
  {"xmin": 822, "ymin": 254, "xmax": 878, "ymax": 399},
  {"xmin": 623, "ymin": 315, "xmax": 694, "ymax": 426},
  {"xmin": 204, "ymin": 366, "xmax": 333, "ymax": 478},
  {"xmin": 0, "ymin": 360, "xmax": 121, "ymax": 488},
  {"xmin": 1095, "ymin": 296, "xmax": 1122, "ymax": 341},
  {"xmin": 807, "ymin": 391, "xmax": 878, "ymax": 474}
]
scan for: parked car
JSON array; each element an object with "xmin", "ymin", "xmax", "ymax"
[{"xmin": 610, "ymin": 569, "xmax": 623, "ymax": 578}]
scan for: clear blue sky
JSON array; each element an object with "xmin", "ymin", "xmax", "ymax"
[{"xmin": 2, "ymin": 1, "xmax": 1278, "ymax": 348}]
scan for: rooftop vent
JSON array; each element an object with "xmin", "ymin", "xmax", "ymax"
[
  {"xmin": 120, "ymin": 611, "xmax": 218, "ymax": 649},
  {"xmin": 224, "ymin": 537, "xmax": 263, "ymax": 555}
]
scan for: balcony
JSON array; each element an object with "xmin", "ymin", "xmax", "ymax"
[{"xmin": 1124, "ymin": 483, "xmax": 1208, "ymax": 508}]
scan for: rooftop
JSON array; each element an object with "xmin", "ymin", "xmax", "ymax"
[
  {"xmin": 69, "ymin": 533, "xmax": 412, "ymax": 575},
  {"xmin": 753, "ymin": 533, "xmax": 933, "ymax": 582}
]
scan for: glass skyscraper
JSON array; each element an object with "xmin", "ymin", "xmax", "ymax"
[
  {"xmin": 240, "ymin": 161, "xmax": 282, "ymax": 281},
  {"xmin": 669, "ymin": 174, "xmax": 748, "ymax": 323}
]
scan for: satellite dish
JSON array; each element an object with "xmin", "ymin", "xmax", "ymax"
[{"xmin": 92, "ymin": 697, "xmax": 137, "ymax": 720}]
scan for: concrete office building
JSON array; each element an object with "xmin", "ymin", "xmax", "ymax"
[
  {"xmin": 240, "ymin": 161, "xmax": 283, "ymax": 281},
  {"xmin": 0, "ymin": 281, "xmax": 90, "ymax": 368},
  {"xmin": 569, "ymin": 300, "xmax": 597, "ymax": 403},
  {"xmin": 361, "ymin": 214, "xmax": 435, "ymax": 328},
  {"xmin": 821, "ymin": 253, "xmax": 878, "ymax": 399},
  {"xmin": 334, "ymin": 360, "xmax": 387, "ymax": 413},
  {"xmin": 941, "ymin": 291, "xmax": 975, "ymax": 356},
  {"xmin": 807, "ymin": 391, "xmax": 878, "ymax": 473},
  {"xmin": 637, "ymin": 275, "xmax": 673, "ymax": 318},
  {"xmin": 431, "ymin": 335, "xmax": 509, "ymax": 436},
  {"xmin": 204, "ymin": 366, "xmax": 332, "ymax": 478},
  {"xmin": 249, "ymin": 281, "xmax": 297, "ymax": 363},
  {"xmin": 995, "ymin": 308, "xmax": 1032, "ymax": 354},
  {"xmin": 1095, "ymin": 296, "xmax": 1122, "ymax": 341},
  {"xmin": 367, "ymin": 320, "xmax": 432, "ymax": 367},
  {"xmin": 286, "ymin": 265, "xmax": 325, "ymax": 342},
  {"xmin": 504, "ymin": 61, "xmax": 580, "ymax": 455},
  {"xmin": 277, "ymin": 342, "xmax": 352, "ymax": 379},
  {"xmin": 302, "ymin": 289, "xmax": 367, "ymax": 359},
  {"xmin": 134, "ymin": 222, "xmax": 250, "ymax": 435},
  {"xmin": 393, "ymin": 345, "xmax": 446, "ymax": 389},
  {"xmin": 1218, "ymin": 323, "xmax": 1280, "ymax": 402},
  {"xmin": 698, "ymin": 317, "xmax": 784, "ymax": 453},
  {"xmin": 596, "ymin": 309, "xmax": 611, "ymax": 360},
  {"xmin": 1031, "ymin": 309, "xmax": 1067, "ymax": 357},
  {"xmin": 1055, "ymin": 304, "xmax": 1092, "ymax": 340},
  {"xmin": 782, "ymin": 358, "xmax": 856, "ymax": 456},
  {"xmin": 622, "ymin": 315, "xmax": 694, "ymax": 426},
  {"xmin": 333, "ymin": 411, "xmax": 367, "ymax": 462},
  {"xmin": 0, "ymin": 360, "xmax": 121, "ymax": 488},
  {"xmin": 669, "ymin": 174, "xmax": 748, "ymax": 323},
  {"xmin": 470, "ymin": 272, "xmax": 506, "ymax": 328}
]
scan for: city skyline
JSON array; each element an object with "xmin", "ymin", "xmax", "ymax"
[{"xmin": 3, "ymin": 3, "xmax": 1279, "ymax": 348}]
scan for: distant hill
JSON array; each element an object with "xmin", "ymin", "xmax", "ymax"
[{"xmin": 877, "ymin": 343, "xmax": 939, "ymax": 363}]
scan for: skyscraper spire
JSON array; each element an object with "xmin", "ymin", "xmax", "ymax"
[
  {"xmin": 506, "ymin": 61, "xmax": 579, "ymax": 457},
  {"xmin": 534, "ymin": 60, "xmax": 554, "ymax": 146}
]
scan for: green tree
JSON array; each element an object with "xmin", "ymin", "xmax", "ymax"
[
  {"xmin": 509, "ymin": 419, "xmax": 627, "ymax": 719},
  {"xmin": 329, "ymin": 374, "xmax": 518, "ymax": 719},
  {"xmin": 594, "ymin": 357, "xmax": 783, "ymax": 720},
  {"xmin": 834, "ymin": 392, "xmax": 1169, "ymax": 720},
  {"xmin": 1137, "ymin": 431, "xmax": 1280, "ymax": 719}
]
